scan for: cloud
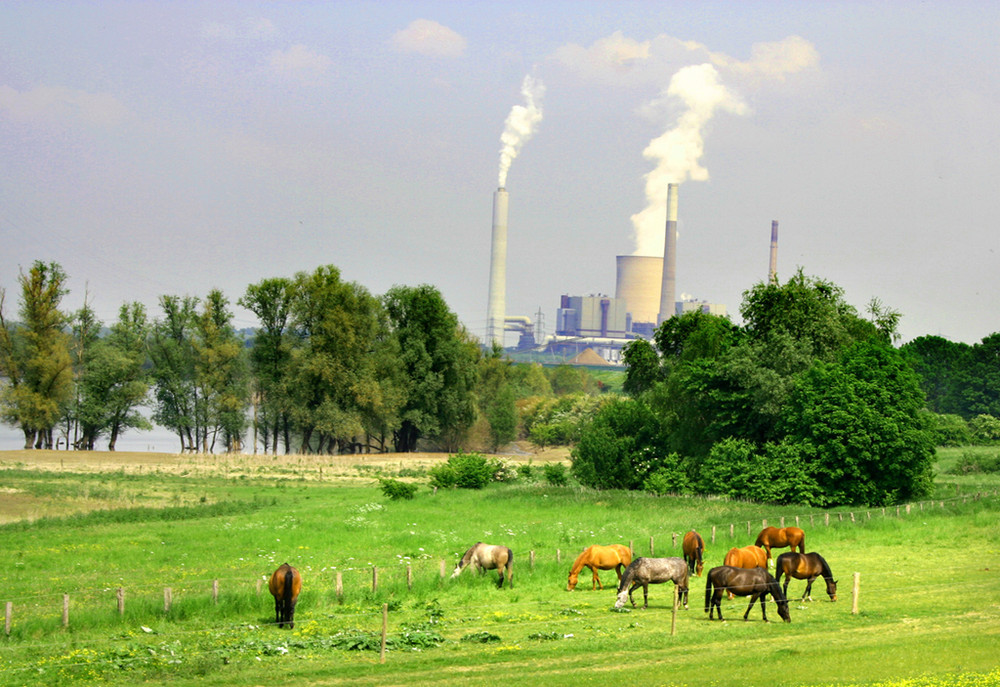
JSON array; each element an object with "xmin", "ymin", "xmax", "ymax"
[
  {"xmin": 699, "ymin": 35, "xmax": 820, "ymax": 82},
  {"xmin": 0, "ymin": 84, "xmax": 129, "ymax": 126},
  {"xmin": 267, "ymin": 44, "xmax": 332, "ymax": 83},
  {"xmin": 391, "ymin": 19, "xmax": 466, "ymax": 58}
]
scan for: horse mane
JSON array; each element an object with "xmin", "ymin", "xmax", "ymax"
[
  {"xmin": 569, "ymin": 548, "xmax": 588, "ymax": 575},
  {"xmin": 459, "ymin": 543, "xmax": 481, "ymax": 568},
  {"xmin": 815, "ymin": 553, "xmax": 833, "ymax": 579},
  {"xmin": 617, "ymin": 558, "xmax": 640, "ymax": 595}
]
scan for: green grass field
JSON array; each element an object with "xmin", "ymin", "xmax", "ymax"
[{"xmin": 0, "ymin": 448, "xmax": 998, "ymax": 686}]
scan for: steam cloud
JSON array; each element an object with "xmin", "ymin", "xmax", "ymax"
[
  {"xmin": 498, "ymin": 75, "xmax": 545, "ymax": 188},
  {"xmin": 631, "ymin": 63, "xmax": 747, "ymax": 255}
]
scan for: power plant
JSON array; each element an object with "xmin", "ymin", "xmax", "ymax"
[{"xmin": 485, "ymin": 182, "xmax": 757, "ymax": 364}]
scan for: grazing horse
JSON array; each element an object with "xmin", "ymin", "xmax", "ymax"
[
  {"xmin": 774, "ymin": 552, "xmax": 838, "ymax": 601},
  {"xmin": 723, "ymin": 546, "xmax": 768, "ymax": 599},
  {"xmin": 567, "ymin": 544, "xmax": 632, "ymax": 591},
  {"xmin": 268, "ymin": 563, "xmax": 302, "ymax": 629},
  {"xmin": 451, "ymin": 542, "xmax": 513, "ymax": 589},
  {"xmin": 704, "ymin": 565, "xmax": 791, "ymax": 623},
  {"xmin": 682, "ymin": 531, "xmax": 705, "ymax": 576},
  {"xmin": 614, "ymin": 557, "xmax": 690, "ymax": 610},
  {"xmin": 754, "ymin": 526, "xmax": 806, "ymax": 565}
]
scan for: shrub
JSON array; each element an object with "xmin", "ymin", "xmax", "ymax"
[
  {"xmin": 378, "ymin": 477, "xmax": 417, "ymax": 501},
  {"xmin": 543, "ymin": 462, "xmax": 568, "ymax": 486},
  {"xmin": 926, "ymin": 412, "xmax": 972, "ymax": 447},
  {"xmin": 488, "ymin": 457, "xmax": 519, "ymax": 483},
  {"xmin": 428, "ymin": 452, "xmax": 493, "ymax": 490},
  {"xmin": 969, "ymin": 414, "xmax": 1000, "ymax": 444},
  {"xmin": 642, "ymin": 456, "xmax": 691, "ymax": 496}
]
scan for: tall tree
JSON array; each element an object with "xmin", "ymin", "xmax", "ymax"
[
  {"xmin": 900, "ymin": 335, "xmax": 969, "ymax": 414},
  {"xmin": 383, "ymin": 284, "xmax": 478, "ymax": 452},
  {"xmin": 149, "ymin": 295, "xmax": 199, "ymax": 452},
  {"xmin": 0, "ymin": 261, "xmax": 75, "ymax": 448},
  {"xmin": 76, "ymin": 303, "xmax": 152, "ymax": 450}
]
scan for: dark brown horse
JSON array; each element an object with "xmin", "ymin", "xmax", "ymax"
[
  {"xmin": 567, "ymin": 544, "xmax": 632, "ymax": 591},
  {"xmin": 722, "ymin": 546, "xmax": 768, "ymax": 599},
  {"xmin": 682, "ymin": 531, "xmax": 705, "ymax": 577},
  {"xmin": 754, "ymin": 526, "xmax": 806, "ymax": 565},
  {"xmin": 268, "ymin": 563, "xmax": 302, "ymax": 629},
  {"xmin": 774, "ymin": 552, "xmax": 838, "ymax": 601},
  {"xmin": 704, "ymin": 565, "xmax": 791, "ymax": 623}
]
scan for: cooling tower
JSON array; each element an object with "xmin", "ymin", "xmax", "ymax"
[
  {"xmin": 616, "ymin": 255, "xmax": 663, "ymax": 325},
  {"xmin": 768, "ymin": 220, "xmax": 779, "ymax": 284},
  {"xmin": 486, "ymin": 187, "xmax": 509, "ymax": 347},
  {"xmin": 657, "ymin": 183, "xmax": 679, "ymax": 324}
]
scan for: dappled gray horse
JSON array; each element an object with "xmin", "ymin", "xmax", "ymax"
[
  {"xmin": 451, "ymin": 542, "xmax": 513, "ymax": 589},
  {"xmin": 614, "ymin": 557, "xmax": 689, "ymax": 609}
]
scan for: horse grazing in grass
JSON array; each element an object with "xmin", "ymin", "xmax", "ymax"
[
  {"xmin": 614, "ymin": 557, "xmax": 689, "ymax": 610},
  {"xmin": 268, "ymin": 563, "xmax": 302, "ymax": 629},
  {"xmin": 754, "ymin": 526, "xmax": 806, "ymax": 565},
  {"xmin": 451, "ymin": 542, "xmax": 513, "ymax": 589},
  {"xmin": 705, "ymin": 565, "xmax": 790, "ymax": 623},
  {"xmin": 682, "ymin": 531, "xmax": 705, "ymax": 577},
  {"xmin": 723, "ymin": 546, "xmax": 768, "ymax": 599},
  {"xmin": 567, "ymin": 544, "xmax": 632, "ymax": 591},
  {"xmin": 774, "ymin": 552, "xmax": 838, "ymax": 601}
]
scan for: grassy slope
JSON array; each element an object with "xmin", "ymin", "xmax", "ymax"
[{"xmin": 0, "ymin": 449, "xmax": 998, "ymax": 686}]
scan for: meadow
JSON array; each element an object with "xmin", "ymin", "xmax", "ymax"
[{"xmin": 0, "ymin": 447, "xmax": 998, "ymax": 686}]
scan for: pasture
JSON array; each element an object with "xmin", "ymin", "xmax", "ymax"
[{"xmin": 0, "ymin": 447, "xmax": 998, "ymax": 686}]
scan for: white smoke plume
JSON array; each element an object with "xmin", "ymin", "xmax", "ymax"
[
  {"xmin": 498, "ymin": 75, "xmax": 545, "ymax": 188},
  {"xmin": 631, "ymin": 63, "xmax": 747, "ymax": 255}
]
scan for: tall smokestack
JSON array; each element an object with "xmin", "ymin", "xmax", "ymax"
[
  {"xmin": 486, "ymin": 187, "xmax": 509, "ymax": 347},
  {"xmin": 657, "ymin": 183, "xmax": 678, "ymax": 324},
  {"xmin": 768, "ymin": 220, "xmax": 779, "ymax": 284}
]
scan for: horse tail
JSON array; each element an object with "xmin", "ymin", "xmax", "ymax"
[
  {"xmin": 282, "ymin": 569, "xmax": 294, "ymax": 622},
  {"xmin": 704, "ymin": 571, "xmax": 714, "ymax": 613}
]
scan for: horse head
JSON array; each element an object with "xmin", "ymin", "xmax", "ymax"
[
  {"xmin": 613, "ymin": 589, "xmax": 630, "ymax": 609},
  {"xmin": 567, "ymin": 572, "xmax": 578, "ymax": 591},
  {"xmin": 826, "ymin": 578, "xmax": 838, "ymax": 601}
]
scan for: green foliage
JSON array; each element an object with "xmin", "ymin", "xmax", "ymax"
[
  {"xmin": 698, "ymin": 438, "xmax": 821, "ymax": 505},
  {"xmin": 925, "ymin": 412, "xmax": 973, "ymax": 447},
  {"xmin": 948, "ymin": 451, "xmax": 1000, "ymax": 475},
  {"xmin": 542, "ymin": 462, "xmax": 568, "ymax": 486},
  {"xmin": 622, "ymin": 338, "xmax": 660, "ymax": 395},
  {"xmin": 461, "ymin": 631, "xmax": 501, "ymax": 643},
  {"xmin": 427, "ymin": 451, "xmax": 493, "ymax": 489},
  {"xmin": 378, "ymin": 477, "xmax": 418, "ymax": 501},
  {"xmin": 641, "ymin": 454, "xmax": 692, "ymax": 496},
  {"xmin": 969, "ymin": 414, "xmax": 1000, "ymax": 444},
  {"xmin": 571, "ymin": 397, "xmax": 664, "ymax": 490},
  {"xmin": 486, "ymin": 384, "xmax": 518, "ymax": 450},
  {"xmin": 488, "ymin": 457, "xmax": 519, "ymax": 483}
]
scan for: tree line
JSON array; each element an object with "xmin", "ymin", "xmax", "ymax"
[
  {"xmin": 0, "ymin": 261, "xmax": 595, "ymax": 454},
  {"xmin": 572, "ymin": 269, "xmax": 982, "ymax": 507}
]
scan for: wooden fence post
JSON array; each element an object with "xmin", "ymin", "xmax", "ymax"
[
  {"xmin": 711, "ymin": 525, "xmax": 716, "ymax": 544},
  {"xmin": 557, "ymin": 549, "xmax": 561, "ymax": 564},
  {"xmin": 780, "ymin": 516, "xmax": 785, "ymax": 528},
  {"xmin": 762, "ymin": 518, "xmax": 768, "ymax": 530},
  {"xmin": 649, "ymin": 537, "xmax": 654, "ymax": 556},
  {"xmin": 164, "ymin": 588, "xmax": 172, "ymax": 613},
  {"xmin": 372, "ymin": 566, "xmax": 378, "ymax": 593},
  {"xmin": 117, "ymin": 587, "xmax": 125, "ymax": 616},
  {"xmin": 212, "ymin": 579, "xmax": 219, "ymax": 604},
  {"xmin": 380, "ymin": 603, "xmax": 388, "ymax": 664},
  {"xmin": 336, "ymin": 571, "xmax": 343, "ymax": 603},
  {"xmin": 63, "ymin": 594, "xmax": 69, "ymax": 628},
  {"xmin": 672, "ymin": 532, "xmax": 677, "ymax": 549},
  {"xmin": 256, "ymin": 578, "xmax": 262, "ymax": 595},
  {"xmin": 440, "ymin": 560, "xmax": 447, "ymax": 579},
  {"xmin": 530, "ymin": 550, "xmax": 536, "ymax": 570},
  {"xmin": 746, "ymin": 521, "xmax": 751, "ymax": 536},
  {"xmin": 795, "ymin": 515, "xmax": 800, "ymax": 528},
  {"xmin": 824, "ymin": 513, "xmax": 830, "ymax": 526},
  {"xmin": 729, "ymin": 524, "xmax": 734, "ymax": 539},
  {"xmin": 407, "ymin": 564, "xmax": 413, "ymax": 590},
  {"xmin": 851, "ymin": 572, "xmax": 860, "ymax": 615},
  {"xmin": 629, "ymin": 540, "xmax": 634, "ymax": 557},
  {"xmin": 4, "ymin": 601, "xmax": 10, "ymax": 636}
]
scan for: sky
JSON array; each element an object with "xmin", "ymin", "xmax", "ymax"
[{"xmin": 2, "ymin": 1, "xmax": 999, "ymax": 347}]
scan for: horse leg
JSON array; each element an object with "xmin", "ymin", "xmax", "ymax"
[
  {"xmin": 782, "ymin": 577, "xmax": 790, "ymax": 599},
  {"xmin": 627, "ymin": 582, "xmax": 640, "ymax": 608},
  {"xmin": 744, "ymin": 594, "xmax": 757, "ymax": 621},
  {"xmin": 713, "ymin": 592, "xmax": 723, "ymax": 621},
  {"xmin": 288, "ymin": 598, "xmax": 297, "ymax": 629},
  {"xmin": 804, "ymin": 576, "xmax": 815, "ymax": 601},
  {"xmin": 275, "ymin": 596, "xmax": 282, "ymax": 627},
  {"xmin": 590, "ymin": 565, "xmax": 601, "ymax": 591},
  {"xmin": 615, "ymin": 563, "xmax": 624, "ymax": 584},
  {"xmin": 642, "ymin": 583, "xmax": 649, "ymax": 610}
]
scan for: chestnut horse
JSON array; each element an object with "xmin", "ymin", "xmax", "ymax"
[
  {"xmin": 682, "ymin": 531, "xmax": 705, "ymax": 576},
  {"xmin": 614, "ymin": 557, "xmax": 690, "ymax": 610},
  {"xmin": 268, "ymin": 562, "xmax": 302, "ymax": 629},
  {"xmin": 754, "ymin": 526, "xmax": 806, "ymax": 565},
  {"xmin": 774, "ymin": 552, "xmax": 838, "ymax": 601},
  {"xmin": 451, "ymin": 542, "xmax": 513, "ymax": 588},
  {"xmin": 705, "ymin": 565, "xmax": 791, "ymax": 623},
  {"xmin": 567, "ymin": 544, "xmax": 632, "ymax": 591},
  {"xmin": 723, "ymin": 546, "xmax": 768, "ymax": 599}
]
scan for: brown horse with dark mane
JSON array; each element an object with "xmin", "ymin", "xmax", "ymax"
[
  {"xmin": 722, "ymin": 545, "xmax": 768, "ymax": 599},
  {"xmin": 567, "ymin": 544, "xmax": 632, "ymax": 591},
  {"xmin": 705, "ymin": 565, "xmax": 791, "ymax": 623},
  {"xmin": 774, "ymin": 552, "xmax": 838, "ymax": 601},
  {"xmin": 754, "ymin": 526, "xmax": 806, "ymax": 564},
  {"xmin": 682, "ymin": 531, "xmax": 705, "ymax": 576},
  {"xmin": 268, "ymin": 563, "xmax": 302, "ymax": 629}
]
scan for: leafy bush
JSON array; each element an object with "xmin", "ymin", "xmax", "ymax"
[
  {"xmin": 428, "ymin": 452, "xmax": 493, "ymax": 489},
  {"xmin": 378, "ymin": 477, "xmax": 417, "ymax": 501},
  {"xmin": 925, "ymin": 412, "xmax": 972, "ymax": 447},
  {"xmin": 949, "ymin": 451, "xmax": 1000, "ymax": 475},
  {"xmin": 461, "ymin": 631, "xmax": 501, "ymax": 643},
  {"xmin": 543, "ymin": 462, "xmax": 568, "ymax": 486},
  {"xmin": 642, "ymin": 455, "xmax": 691, "ymax": 496},
  {"xmin": 488, "ymin": 457, "xmax": 519, "ymax": 483},
  {"xmin": 570, "ymin": 397, "xmax": 664, "ymax": 490},
  {"xmin": 969, "ymin": 414, "xmax": 1000, "ymax": 444},
  {"xmin": 697, "ymin": 438, "xmax": 822, "ymax": 506}
]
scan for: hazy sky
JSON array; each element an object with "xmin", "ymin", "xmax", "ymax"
[{"xmin": 2, "ymin": 1, "xmax": 998, "ymax": 346}]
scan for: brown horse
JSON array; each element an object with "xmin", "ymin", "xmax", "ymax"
[
  {"xmin": 774, "ymin": 552, "xmax": 838, "ymax": 601},
  {"xmin": 705, "ymin": 565, "xmax": 791, "ymax": 623},
  {"xmin": 268, "ymin": 563, "xmax": 302, "ymax": 629},
  {"xmin": 754, "ymin": 526, "xmax": 806, "ymax": 565},
  {"xmin": 682, "ymin": 531, "xmax": 705, "ymax": 576},
  {"xmin": 452, "ymin": 542, "xmax": 514, "ymax": 588},
  {"xmin": 567, "ymin": 544, "xmax": 632, "ymax": 591},
  {"xmin": 723, "ymin": 545, "xmax": 768, "ymax": 599}
]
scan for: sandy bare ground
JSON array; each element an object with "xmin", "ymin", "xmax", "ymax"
[{"xmin": 0, "ymin": 442, "xmax": 571, "ymax": 479}]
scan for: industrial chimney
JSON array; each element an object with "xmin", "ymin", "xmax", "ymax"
[
  {"xmin": 486, "ymin": 187, "xmax": 509, "ymax": 347},
  {"xmin": 657, "ymin": 183, "xmax": 678, "ymax": 324},
  {"xmin": 768, "ymin": 220, "xmax": 779, "ymax": 284}
]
